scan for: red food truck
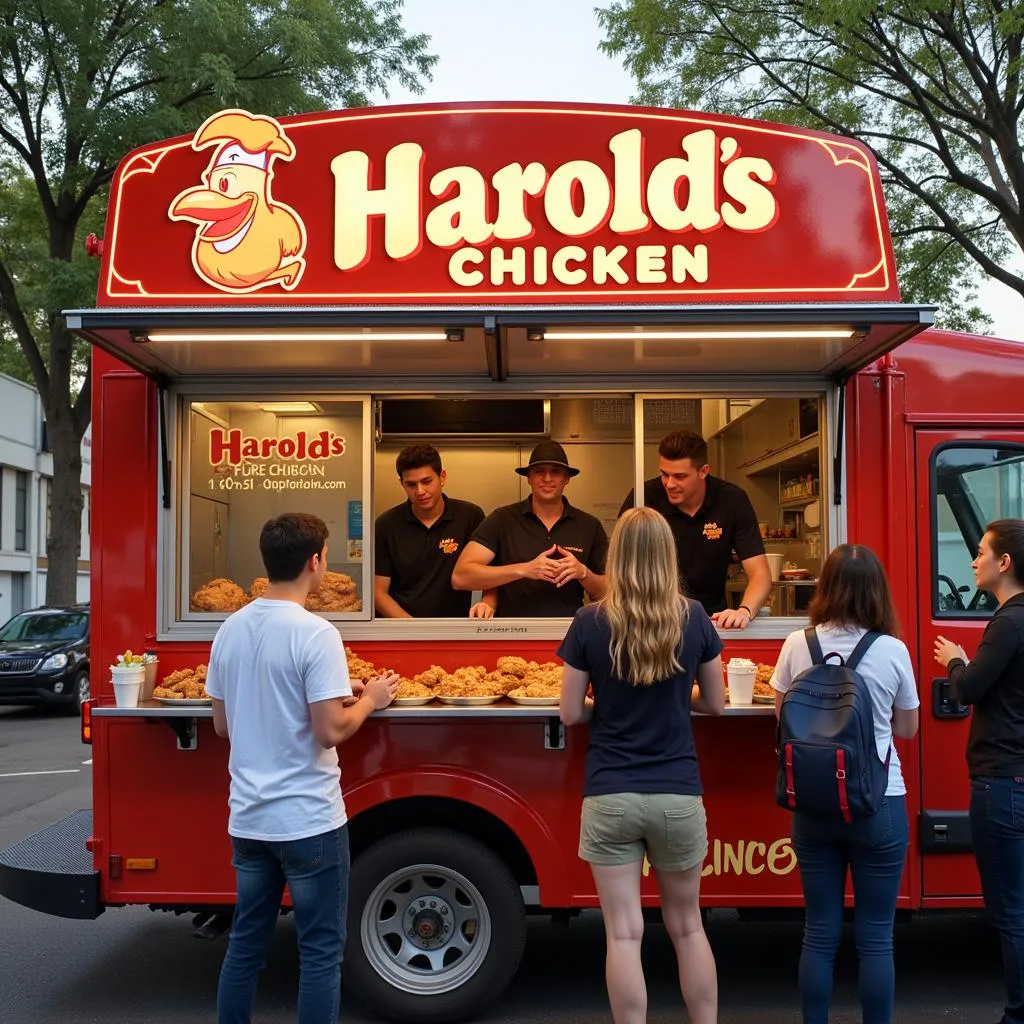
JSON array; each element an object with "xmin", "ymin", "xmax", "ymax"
[{"xmin": 2, "ymin": 101, "xmax": 1022, "ymax": 1022}]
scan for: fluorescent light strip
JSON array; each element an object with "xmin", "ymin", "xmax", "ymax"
[
  {"xmin": 144, "ymin": 331, "xmax": 449, "ymax": 343},
  {"xmin": 539, "ymin": 329, "xmax": 856, "ymax": 341}
]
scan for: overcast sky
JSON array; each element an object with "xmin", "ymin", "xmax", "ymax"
[{"xmin": 374, "ymin": 0, "xmax": 1024, "ymax": 340}]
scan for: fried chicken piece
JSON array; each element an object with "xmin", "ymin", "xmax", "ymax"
[
  {"xmin": 433, "ymin": 675, "xmax": 469, "ymax": 698},
  {"xmin": 306, "ymin": 571, "xmax": 359, "ymax": 612},
  {"xmin": 191, "ymin": 578, "xmax": 247, "ymax": 613},
  {"xmin": 153, "ymin": 686, "xmax": 179, "ymax": 698},
  {"xmin": 396, "ymin": 680, "xmax": 433, "ymax": 700},
  {"xmin": 495, "ymin": 656, "xmax": 530, "ymax": 678},
  {"xmin": 412, "ymin": 665, "xmax": 448, "ymax": 688},
  {"xmin": 249, "ymin": 577, "xmax": 269, "ymax": 599},
  {"xmin": 482, "ymin": 671, "xmax": 520, "ymax": 695}
]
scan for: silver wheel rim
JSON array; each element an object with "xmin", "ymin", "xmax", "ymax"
[
  {"xmin": 360, "ymin": 861, "xmax": 492, "ymax": 995},
  {"xmin": 76, "ymin": 675, "xmax": 90, "ymax": 705}
]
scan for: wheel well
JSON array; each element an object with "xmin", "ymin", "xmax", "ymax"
[{"xmin": 348, "ymin": 797, "xmax": 538, "ymax": 886}]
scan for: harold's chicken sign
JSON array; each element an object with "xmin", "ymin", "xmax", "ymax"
[{"xmin": 98, "ymin": 102, "xmax": 898, "ymax": 305}]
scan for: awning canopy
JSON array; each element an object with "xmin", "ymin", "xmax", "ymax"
[{"xmin": 67, "ymin": 302, "xmax": 933, "ymax": 384}]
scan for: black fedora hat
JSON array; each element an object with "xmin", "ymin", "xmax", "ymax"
[{"xmin": 515, "ymin": 440, "xmax": 580, "ymax": 477}]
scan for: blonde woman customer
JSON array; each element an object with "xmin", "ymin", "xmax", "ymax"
[
  {"xmin": 558, "ymin": 506, "xmax": 725, "ymax": 1024},
  {"xmin": 935, "ymin": 519, "xmax": 1024, "ymax": 1024}
]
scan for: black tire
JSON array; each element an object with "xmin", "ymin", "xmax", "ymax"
[
  {"xmin": 66, "ymin": 672, "xmax": 90, "ymax": 715},
  {"xmin": 345, "ymin": 827, "xmax": 526, "ymax": 1024}
]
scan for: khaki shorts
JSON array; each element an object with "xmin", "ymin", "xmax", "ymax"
[{"xmin": 579, "ymin": 793, "xmax": 708, "ymax": 872}]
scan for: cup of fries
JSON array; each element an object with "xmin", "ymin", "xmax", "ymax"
[{"xmin": 110, "ymin": 649, "xmax": 145, "ymax": 707}]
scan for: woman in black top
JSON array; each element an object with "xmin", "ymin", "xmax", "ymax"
[
  {"xmin": 559, "ymin": 507, "xmax": 725, "ymax": 1024},
  {"xmin": 935, "ymin": 518, "xmax": 1024, "ymax": 1024}
]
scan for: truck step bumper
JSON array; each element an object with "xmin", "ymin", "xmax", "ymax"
[{"xmin": 0, "ymin": 809, "xmax": 102, "ymax": 919}]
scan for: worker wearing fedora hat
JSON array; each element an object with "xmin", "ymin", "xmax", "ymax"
[{"xmin": 452, "ymin": 441, "xmax": 608, "ymax": 617}]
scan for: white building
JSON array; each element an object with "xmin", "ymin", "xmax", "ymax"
[{"xmin": 0, "ymin": 372, "xmax": 91, "ymax": 621}]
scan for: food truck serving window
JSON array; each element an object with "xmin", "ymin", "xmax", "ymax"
[
  {"xmin": 180, "ymin": 398, "xmax": 371, "ymax": 620},
  {"xmin": 164, "ymin": 388, "xmax": 831, "ymax": 639}
]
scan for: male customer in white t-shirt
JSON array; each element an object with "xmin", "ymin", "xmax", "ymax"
[{"xmin": 206, "ymin": 512, "xmax": 398, "ymax": 1024}]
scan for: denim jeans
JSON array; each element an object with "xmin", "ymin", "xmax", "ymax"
[
  {"xmin": 791, "ymin": 796, "xmax": 909, "ymax": 1024},
  {"xmin": 971, "ymin": 776, "xmax": 1024, "ymax": 1024},
  {"xmin": 217, "ymin": 825, "xmax": 350, "ymax": 1024}
]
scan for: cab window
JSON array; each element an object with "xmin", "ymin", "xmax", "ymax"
[{"xmin": 932, "ymin": 443, "xmax": 1024, "ymax": 616}]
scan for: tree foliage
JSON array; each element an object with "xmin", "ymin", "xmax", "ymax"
[
  {"xmin": 597, "ymin": 0, "xmax": 1024, "ymax": 329},
  {"xmin": 0, "ymin": 0, "xmax": 436, "ymax": 604}
]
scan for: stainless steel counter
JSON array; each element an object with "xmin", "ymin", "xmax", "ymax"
[{"xmin": 92, "ymin": 699, "xmax": 776, "ymax": 720}]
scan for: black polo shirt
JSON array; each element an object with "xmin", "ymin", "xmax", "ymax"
[
  {"xmin": 471, "ymin": 497, "xmax": 609, "ymax": 617},
  {"xmin": 619, "ymin": 475, "xmax": 764, "ymax": 613},
  {"xmin": 375, "ymin": 496, "xmax": 485, "ymax": 617}
]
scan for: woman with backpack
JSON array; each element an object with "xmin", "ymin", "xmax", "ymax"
[
  {"xmin": 558, "ymin": 506, "xmax": 726, "ymax": 1024},
  {"xmin": 934, "ymin": 519, "xmax": 1024, "ymax": 1024},
  {"xmin": 771, "ymin": 544, "xmax": 920, "ymax": 1024}
]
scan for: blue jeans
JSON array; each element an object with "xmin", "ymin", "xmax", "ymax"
[
  {"xmin": 971, "ymin": 776, "xmax": 1024, "ymax": 1024},
  {"xmin": 217, "ymin": 825, "xmax": 350, "ymax": 1024},
  {"xmin": 791, "ymin": 796, "xmax": 909, "ymax": 1024}
]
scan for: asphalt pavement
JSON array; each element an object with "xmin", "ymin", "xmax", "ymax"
[{"xmin": 0, "ymin": 705, "xmax": 1009, "ymax": 1023}]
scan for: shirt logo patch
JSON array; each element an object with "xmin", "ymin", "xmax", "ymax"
[
  {"xmin": 439, "ymin": 538, "xmax": 460, "ymax": 555},
  {"xmin": 703, "ymin": 522, "xmax": 724, "ymax": 541}
]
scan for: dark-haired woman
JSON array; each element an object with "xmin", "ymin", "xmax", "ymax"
[
  {"xmin": 935, "ymin": 518, "xmax": 1024, "ymax": 1024},
  {"xmin": 771, "ymin": 544, "xmax": 920, "ymax": 1024}
]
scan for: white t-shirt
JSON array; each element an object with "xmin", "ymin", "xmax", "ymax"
[
  {"xmin": 771, "ymin": 624, "xmax": 920, "ymax": 797},
  {"xmin": 205, "ymin": 598, "xmax": 352, "ymax": 840}
]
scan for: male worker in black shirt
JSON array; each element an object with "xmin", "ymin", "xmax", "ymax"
[
  {"xmin": 620, "ymin": 429, "xmax": 771, "ymax": 628},
  {"xmin": 452, "ymin": 440, "xmax": 608, "ymax": 617},
  {"xmin": 375, "ymin": 444, "xmax": 494, "ymax": 618}
]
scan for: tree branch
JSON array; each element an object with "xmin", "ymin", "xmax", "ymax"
[{"xmin": 0, "ymin": 256, "xmax": 51, "ymax": 397}]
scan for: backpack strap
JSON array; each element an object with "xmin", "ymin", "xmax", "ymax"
[
  {"xmin": 804, "ymin": 625, "xmax": 825, "ymax": 665},
  {"xmin": 846, "ymin": 630, "xmax": 882, "ymax": 671}
]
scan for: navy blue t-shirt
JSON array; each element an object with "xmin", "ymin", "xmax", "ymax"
[{"xmin": 557, "ymin": 601, "xmax": 723, "ymax": 797}]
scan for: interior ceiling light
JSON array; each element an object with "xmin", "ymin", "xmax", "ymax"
[
  {"xmin": 143, "ymin": 330, "xmax": 451, "ymax": 343},
  {"xmin": 258, "ymin": 402, "xmax": 320, "ymax": 414},
  {"xmin": 535, "ymin": 328, "xmax": 858, "ymax": 341}
]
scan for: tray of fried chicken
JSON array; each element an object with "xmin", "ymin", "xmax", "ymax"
[
  {"xmin": 752, "ymin": 662, "xmax": 776, "ymax": 703},
  {"xmin": 153, "ymin": 665, "xmax": 211, "ymax": 704},
  {"xmin": 190, "ymin": 572, "xmax": 361, "ymax": 614},
  {"xmin": 344, "ymin": 649, "xmax": 562, "ymax": 707}
]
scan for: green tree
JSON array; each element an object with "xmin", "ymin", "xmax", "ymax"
[
  {"xmin": 597, "ymin": 0, "xmax": 1024, "ymax": 330},
  {"xmin": 0, "ymin": 0, "xmax": 435, "ymax": 606}
]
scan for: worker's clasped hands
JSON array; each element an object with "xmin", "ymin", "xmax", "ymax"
[{"xmin": 523, "ymin": 545, "xmax": 587, "ymax": 587}]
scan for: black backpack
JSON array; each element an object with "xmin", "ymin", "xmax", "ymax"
[{"xmin": 775, "ymin": 627, "xmax": 890, "ymax": 821}]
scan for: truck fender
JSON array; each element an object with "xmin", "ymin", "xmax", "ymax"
[{"xmin": 344, "ymin": 767, "xmax": 571, "ymax": 899}]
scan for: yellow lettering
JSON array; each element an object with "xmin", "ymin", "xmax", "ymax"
[
  {"xmin": 647, "ymin": 128, "xmax": 721, "ymax": 233},
  {"xmin": 723, "ymin": 841, "xmax": 744, "ymax": 875},
  {"xmin": 551, "ymin": 245, "xmax": 587, "ymax": 285},
  {"xmin": 609, "ymin": 129, "xmax": 649, "ymax": 233},
  {"xmin": 744, "ymin": 841, "xmax": 767, "ymax": 876},
  {"xmin": 722, "ymin": 156, "xmax": 777, "ymax": 231},
  {"xmin": 489, "ymin": 246, "xmax": 527, "ymax": 286},
  {"xmin": 544, "ymin": 161, "xmax": 611, "ymax": 237},
  {"xmin": 532, "ymin": 246, "xmax": 548, "ymax": 285},
  {"xmin": 671, "ymin": 244, "xmax": 708, "ymax": 283},
  {"xmin": 449, "ymin": 248, "xmax": 484, "ymax": 287},
  {"xmin": 635, "ymin": 245, "xmax": 667, "ymax": 284},
  {"xmin": 331, "ymin": 143, "xmax": 422, "ymax": 270},
  {"xmin": 491, "ymin": 162, "xmax": 546, "ymax": 240},
  {"xmin": 768, "ymin": 838, "xmax": 797, "ymax": 875},
  {"xmin": 425, "ymin": 166, "xmax": 494, "ymax": 248},
  {"xmin": 592, "ymin": 245, "xmax": 629, "ymax": 285}
]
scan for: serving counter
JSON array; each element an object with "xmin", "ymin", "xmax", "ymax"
[{"xmin": 91, "ymin": 699, "xmax": 776, "ymax": 719}]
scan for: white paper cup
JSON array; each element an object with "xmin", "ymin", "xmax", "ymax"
[
  {"xmin": 766, "ymin": 553, "xmax": 784, "ymax": 581},
  {"xmin": 111, "ymin": 665, "xmax": 145, "ymax": 708},
  {"xmin": 727, "ymin": 665, "xmax": 756, "ymax": 704}
]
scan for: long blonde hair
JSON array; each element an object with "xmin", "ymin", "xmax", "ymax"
[{"xmin": 602, "ymin": 507, "xmax": 686, "ymax": 686}]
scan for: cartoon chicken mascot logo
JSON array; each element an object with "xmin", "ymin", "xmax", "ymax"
[{"xmin": 169, "ymin": 109, "xmax": 306, "ymax": 293}]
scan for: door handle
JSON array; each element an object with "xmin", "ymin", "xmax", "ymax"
[{"xmin": 931, "ymin": 678, "xmax": 970, "ymax": 719}]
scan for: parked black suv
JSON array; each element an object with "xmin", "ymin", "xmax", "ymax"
[{"xmin": 0, "ymin": 606, "xmax": 90, "ymax": 714}]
